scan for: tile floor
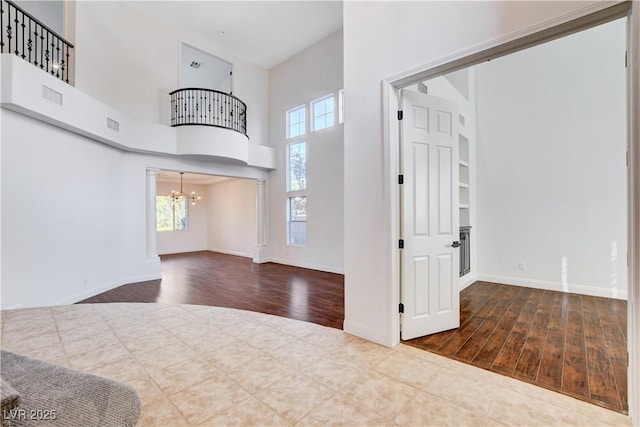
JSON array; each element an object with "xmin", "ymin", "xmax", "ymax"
[{"xmin": 0, "ymin": 303, "xmax": 632, "ymax": 426}]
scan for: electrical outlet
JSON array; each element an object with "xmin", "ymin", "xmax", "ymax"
[{"xmin": 518, "ymin": 261, "xmax": 527, "ymax": 271}]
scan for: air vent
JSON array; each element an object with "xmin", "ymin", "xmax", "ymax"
[
  {"xmin": 42, "ymin": 85, "xmax": 63, "ymax": 105},
  {"xmin": 190, "ymin": 61, "xmax": 201, "ymax": 69},
  {"xmin": 107, "ymin": 117, "xmax": 120, "ymax": 132}
]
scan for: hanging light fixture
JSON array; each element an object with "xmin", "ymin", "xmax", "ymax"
[{"xmin": 169, "ymin": 172, "xmax": 202, "ymax": 206}]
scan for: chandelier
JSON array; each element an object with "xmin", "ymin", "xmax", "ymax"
[{"xmin": 169, "ymin": 172, "xmax": 202, "ymax": 206}]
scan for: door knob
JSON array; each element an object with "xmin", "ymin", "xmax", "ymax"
[{"xmin": 452, "ymin": 241, "xmax": 461, "ymax": 248}]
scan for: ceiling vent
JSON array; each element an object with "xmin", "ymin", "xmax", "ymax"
[{"xmin": 190, "ymin": 61, "xmax": 201, "ymax": 69}]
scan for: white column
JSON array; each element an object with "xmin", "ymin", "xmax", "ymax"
[
  {"xmin": 253, "ymin": 179, "xmax": 267, "ymax": 263},
  {"xmin": 146, "ymin": 167, "xmax": 159, "ymax": 260}
]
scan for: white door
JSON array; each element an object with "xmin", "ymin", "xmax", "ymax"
[{"xmin": 400, "ymin": 89, "xmax": 460, "ymax": 340}]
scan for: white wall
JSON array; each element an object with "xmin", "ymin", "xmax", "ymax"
[
  {"xmin": 267, "ymin": 31, "xmax": 344, "ymax": 273},
  {"xmin": 1, "ymin": 108, "xmax": 269, "ymax": 309},
  {"xmin": 206, "ymin": 179, "xmax": 257, "ymax": 258},
  {"xmin": 156, "ymin": 182, "xmax": 208, "ymax": 255},
  {"xmin": 342, "ymin": 1, "xmax": 624, "ymax": 346},
  {"xmin": 180, "ymin": 44, "xmax": 232, "ymax": 93},
  {"xmin": 15, "ymin": 1, "xmax": 64, "ymax": 35},
  {"xmin": 1, "ymin": 109, "xmax": 125, "ymax": 308},
  {"xmin": 73, "ymin": 1, "xmax": 269, "ymax": 145},
  {"xmin": 475, "ymin": 18, "xmax": 627, "ymax": 299}
]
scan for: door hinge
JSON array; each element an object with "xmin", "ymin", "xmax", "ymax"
[
  {"xmin": 399, "ymin": 303, "xmax": 405, "ymax": 313},
  {"xmin": 398, "ymin": 174, "xmax": 404, "ymax": 185},
  {"xmin": 397, "ymin": 110, "xmax": 403, "ymax": 121},
  {"xmin": 399, "ymin": 239, "xmax": 404, "ymax": 249},
  {"xmin": 627, "ymin": 150, "xmax": 630, "ymax": 167},
  {"xmin": 625, "ymin": 50, "xmax": 628, "ymax": 68}
]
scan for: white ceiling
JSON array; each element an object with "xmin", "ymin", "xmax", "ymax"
[
  {"xmin": 127, "ymin": 1, "xmax": 343, "ymax": 69},
  {"xmin": 157, "ymin": 170, "xmax": 233, "ymax": 185}
]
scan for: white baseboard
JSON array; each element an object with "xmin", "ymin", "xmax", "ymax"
[
  {"xmin": 477, "ymin": 274, "xmax": 627, "ymax": 300},
  {"xmin": 265, "ymin": 257, "xmax": 344, "ymax": 275},
  {"xmin": 207, "ymin": 248, "xmax": 253, "ymax": 259},
  {"xmin": 343, "ymin": 320, "xmax": 389, "ymax": 347},
  {"xmin": 459, "ymin": 272, "xmax": 477, "ymax": 291},
  {"xmin": 157, "ymin": 247, "xmax": 208, "ymax": 256}
]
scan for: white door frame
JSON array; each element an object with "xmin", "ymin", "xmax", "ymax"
[{"xmin": 382, "ymin": 1, "xmax": 639, "ymax": 421}]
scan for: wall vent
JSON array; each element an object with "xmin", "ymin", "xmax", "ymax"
[
  {"xmin": 106, "ymin": 117, "xmax": 120, "ymax": 132},
  {"xmin": 190, "ymin": 61, "xmax": 201, "ymax": 69},
  {"xmin": 42, "ymin": 85, "xmax": 63, "ymax": 105}
]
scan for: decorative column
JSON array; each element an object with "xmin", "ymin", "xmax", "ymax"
[
  {"xmin": 253, "ymin": 179, "xmax": 267, "ymax": 263},
  {"xmin": 146, "ymin": 168, "xmax": 160, "ymax": 261}
]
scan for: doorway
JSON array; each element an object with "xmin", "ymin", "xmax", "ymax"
[
  {"xmin": 155, "ymin": 170, "xmax": 257, "ymax": 257},
  {"xmin": 388, "ymin": 2, "xmax": 637, "ymax": 422}
]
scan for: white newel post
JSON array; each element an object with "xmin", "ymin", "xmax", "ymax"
[
  {"xmin": 253, "ymin": 179, "xmax": 267, "ymax": 263},
  {"xmin": 146, "ymin": 168, "xmax": 159, "ymax": 260}
]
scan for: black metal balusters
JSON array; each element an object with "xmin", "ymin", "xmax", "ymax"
[
  {"xmin": 169, "ymin": 88, "xmax": 247, "ymax": 136},
  {"xmin": 0, "ymin": 0, "xmax": 74, "ymax": 84}
]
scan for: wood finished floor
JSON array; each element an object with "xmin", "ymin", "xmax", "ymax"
[
  {"xmin": 79, "ymin": 251, "xmax": 344, "ymax": 329},
  {"xmin": 81, "ymin": 253, "xmax": 626, "ymax": 414},
  {"xmin": 404, "ymin": 281, "xmax": 628, "ymax": 414}
]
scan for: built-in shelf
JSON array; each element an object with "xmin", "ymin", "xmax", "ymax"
[{"xmin": 458, "ymin": 120, "xmax": 471, "ymax": 229}]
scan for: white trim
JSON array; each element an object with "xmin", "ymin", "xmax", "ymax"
[
  {"xmin": 260, "ymin": 257, "xmax": 344, "ymax": 275},
  {"xmin": 343, "ymin": 320, "xmax": 388, "ymax": 347},
  {"xmin": 627, "ymin": 2, "xmax": 640, "ymax": 423},
  {"xmin": 459, "ymin": 273, "xmax": 477, "ymax": 291},
  {"xmin": 207, "ymin": 248, "xmax": 253, "ymax": 259},
  {"xmin": 157, "ymin": 247, "xmax": 208, "ymax": 256},
  {"xmin": 477, "ymin": 274, "xmax": 627, "ymax": 300},
  {"xmin": 383, "ymin": 81, "xmax": 401, "ymax": 350}
]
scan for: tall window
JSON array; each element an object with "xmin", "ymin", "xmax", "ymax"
[
  {"xmin": 287, "ymin": 141, "xmax": 307, "ymax": 191},
  {"xmin": 287, "ymin": 105, "xmax": 306, "ymax": 138},
  {"xmin": 312, "ymin": 94, "xmax": 335, "ymax": 131},
  {"xmin": 156, "ymin": 196, "xmax": 188, "ymax": 231},
  {"xmin": 288, "ymin": 196, "xmax": 307, "ymax": 246}
]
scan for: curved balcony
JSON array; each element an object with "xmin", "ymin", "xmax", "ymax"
[{"xmin": 170, "ymin": 88, "xmax": 247, "ymax": 136}]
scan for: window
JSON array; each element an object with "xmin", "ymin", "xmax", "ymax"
[
  {"xmin": 287, "ymin": 105, "xmax": 306, "ymax": 138},
  {"xmin": 312, "ymin": 94, "xmax": 335, "ymax": 131},
  {"xmin": 288, "ymin": 196, "xmax": 307, "ymax": 246},
  {"xmin": 287, "ymin": 141, "xmax": 307, "ymax": 191},
  {"xmin": 156, "ymin": 196, "xmax": 188, "ymax": 231},
  {"xmin": 338, "ymin": 89, "xmax": 344, "ymax": 124}
]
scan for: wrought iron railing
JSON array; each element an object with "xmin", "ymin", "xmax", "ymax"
[
  {"xmin": 170, "ymin": 88, "xmax": 247, "ymax": 136},
  {"xmin": 0, "ymin": 0, "xmax": 73, "ymax": 84}
]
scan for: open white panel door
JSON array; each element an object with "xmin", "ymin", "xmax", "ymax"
[{"xmin": 400, "ymin": 89, "xmax": 460, "ymax": 340}]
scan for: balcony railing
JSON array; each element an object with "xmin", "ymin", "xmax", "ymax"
[
  {"xmin": 0, "ymin": 0, "xmax": 74, "ymax": 84},
  {"xmin": 170, "ymin": 88, "xmax": 247, "ymax": 136}
]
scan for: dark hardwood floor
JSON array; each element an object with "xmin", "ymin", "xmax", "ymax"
[
  {"xmin": 79, "ymin": 251, "xmax": 345, "ymax": 329},
  {"xmin": 404, "ymin": 281, "xmax": 628, "ymax": 414}
]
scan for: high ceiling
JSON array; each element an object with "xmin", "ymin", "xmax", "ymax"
[{"xmin": 127, "ymin": 1, "xmax": 343, "ymax": 69}]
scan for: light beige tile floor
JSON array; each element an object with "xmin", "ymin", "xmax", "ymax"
[{"xmin": 0, "ymin": 303, "xmax": 632, "ymax": 427}]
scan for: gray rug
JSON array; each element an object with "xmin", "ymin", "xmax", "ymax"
[{"xmin": 1, "ymin": 351, "xmax": 141, "ymax": 427}]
